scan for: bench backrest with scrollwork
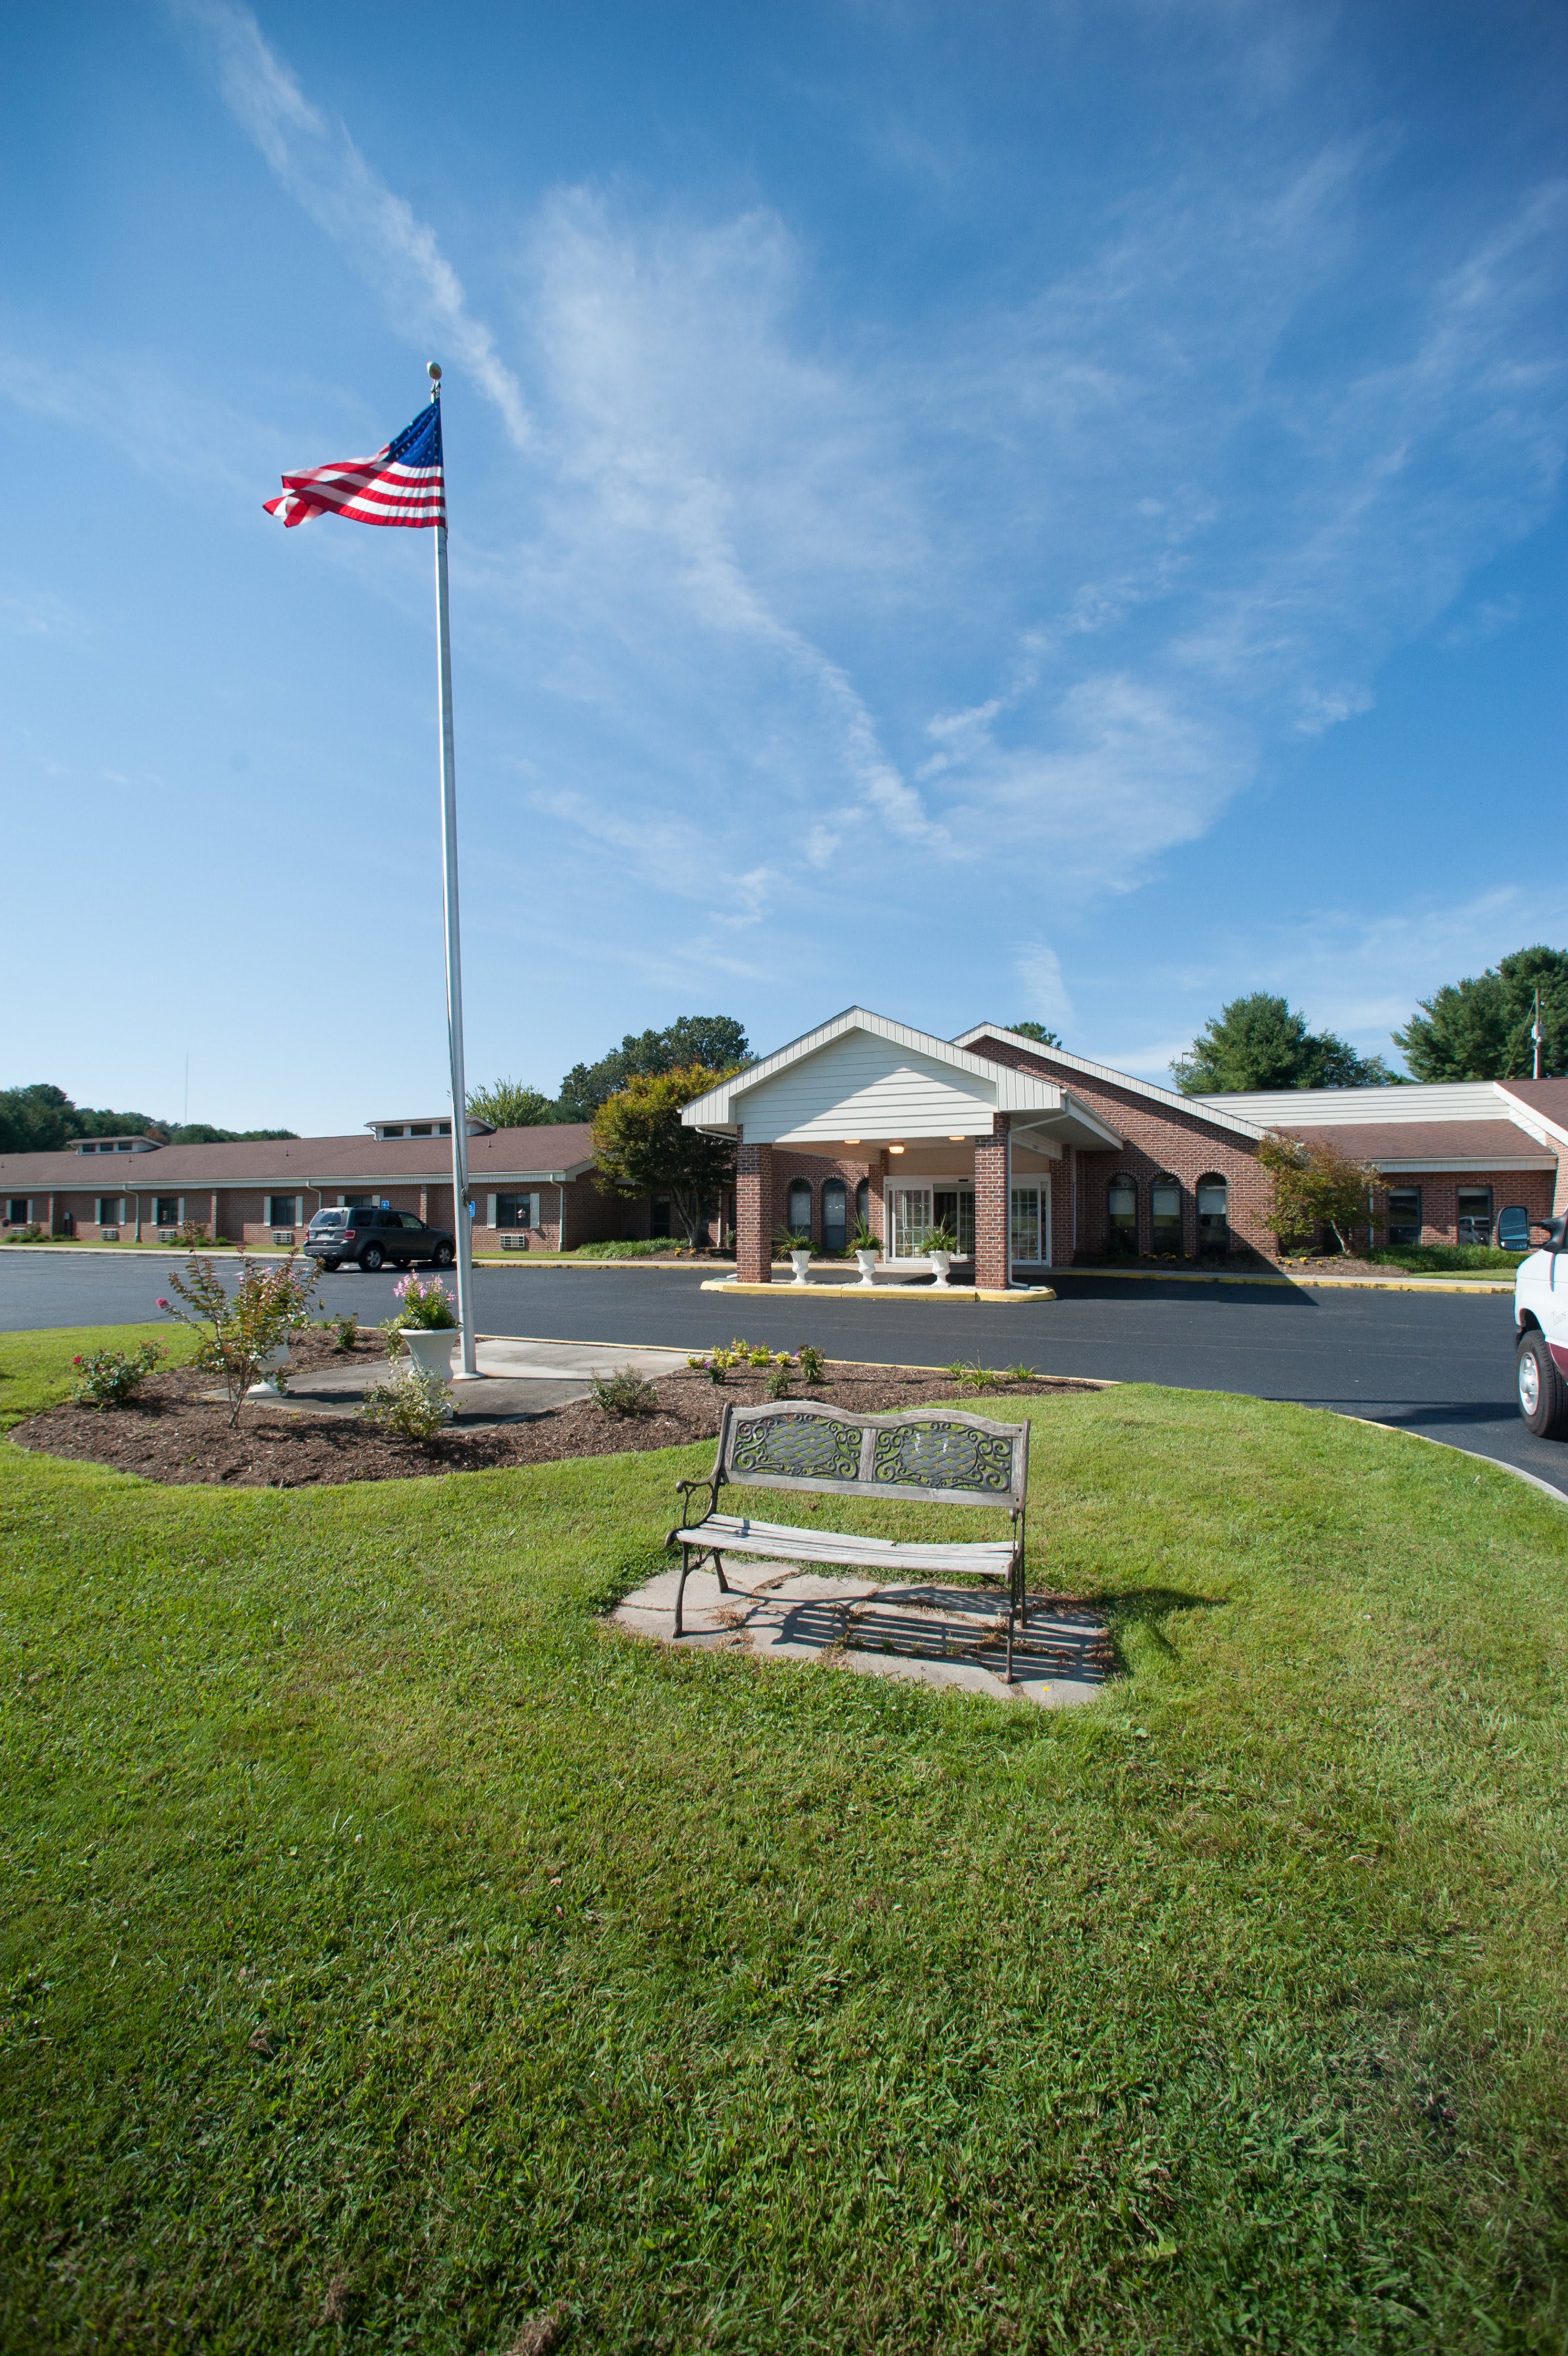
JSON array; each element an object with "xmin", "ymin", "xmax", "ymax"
[{"xmin": 714, "ymin": 1400, "xmax": 1028, "ymax": 1513}]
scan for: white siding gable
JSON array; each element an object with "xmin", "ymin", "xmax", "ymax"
[{"xmin": 736, "ymin": 1035, "xmax": 999, "ymax": 1144}]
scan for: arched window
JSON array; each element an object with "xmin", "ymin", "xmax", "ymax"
[
  {"xmin": 786, "ymin": 1179, "xmax": 812, "ymax": 1242},
  {"xmin": 822, "ymin": 1177, "xmax": 848, "ymax": 1253},
  {"xmin": 1150, "ymin": 1174, "xmax": 1182, "ymax": 1256},
  {"xmin": 1107, "ymin": 1175, "xmax": 1137, "ymax": 1250},
  {"xmin": 855, "ymin": 1177, "xmax": 871, "ymax": 1233},
  {"xmin": 1196, "ymin": 1174, "xmax": 1229, "ymax": 1256}
]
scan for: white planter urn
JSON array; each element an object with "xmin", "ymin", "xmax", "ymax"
[
  {"xmin": 789, "ymin": 1249, "xmax": 813, "ymax": 1286},
  {"xmin": 928, "ymin": 1250, "xmax": 954, "ymax": 1288},
  {"xmin": 854, "ymin": 1249, "xmax": 880, "ymax": 1286},
  {"xmin": 399, "ymin": 1326, "xmax": 456, "ymax": 1379},
  {"xmin": 247, "ymin": 1342, "xmax": 292, "ymax": 1396}
]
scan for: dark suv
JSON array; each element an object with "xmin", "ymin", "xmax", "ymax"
[{"xmin": 305, "ymin": 1207, "xmax": 455, "ymax": 1273}]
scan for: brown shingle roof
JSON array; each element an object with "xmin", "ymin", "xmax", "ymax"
[
  {"xmin": 1272, "ymin": 1119, "xmax": 1554, "ymax": 1166},
  {"xmin": 0, "ymin": 1122, "xmax": 599, "ymax": 1190}
]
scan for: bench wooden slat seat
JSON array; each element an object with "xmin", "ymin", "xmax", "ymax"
[
  {"xmin": 669, "ymin": 1512, "xmax": 1020, "ymax": 1581},
  {"xmin": 667, "ymin": 1399, "xmax": 1033, "ymax": 1679}
]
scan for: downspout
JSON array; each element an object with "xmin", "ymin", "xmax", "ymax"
[
  {"xmin": 134, "ymin": 1191, "xmax": 143, "ymax": 1244},
  {"xmin": 558, "ymin": 1182, "xmax": 567, "ymax": 1256}
]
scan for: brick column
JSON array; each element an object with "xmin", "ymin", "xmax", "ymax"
[
  {"xmin": 736, "ymin": 1139, "xmax": 772, "ymax": 1283},
  {"xmin": 974, "ymin": 1115, "xmax": 1010, "ymax": 1292}
]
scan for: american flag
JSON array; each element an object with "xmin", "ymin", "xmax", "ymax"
[{"xmin": 264, "ymin": 401, "xmax": 446, "ymax": 530}]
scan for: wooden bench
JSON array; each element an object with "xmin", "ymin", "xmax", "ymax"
[{"xmin": 668, "ymin": 1399, "xmax": 1033, "ymax": 1678}]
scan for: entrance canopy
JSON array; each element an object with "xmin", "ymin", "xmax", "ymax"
[{"xmin": 682, "ymin": 1007, "xmax": 1123, "ymax": 1153}]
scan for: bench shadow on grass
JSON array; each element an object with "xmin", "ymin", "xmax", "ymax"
[{"xmin": 1094, "ymin": 1586, "xmax": 1223, "ymax": 1671}]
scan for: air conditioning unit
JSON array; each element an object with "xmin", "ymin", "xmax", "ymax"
[
  {"xmin": 272, "ymin": 1230, "xmax": 296, "ymax": 1246},
  {"xmin": 157, "ymin": 1230, "xmax": 179, "ymax": 1243},
  {"xmin": 501, "ymin": 1232, "xmax": 528, "ymax": 1250},
  {"xmin": 101, "ymin": 1229, "xmax": 121, "ymax": 1242}
]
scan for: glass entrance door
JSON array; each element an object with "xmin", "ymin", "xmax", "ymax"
[
  {"xmin": 932, "ymin": 1189, "xmax": 975, "ymax": 1257},
  {"xmin": 886, "ymin": 1186, "xmax": 933, "ymax": 1260},
  {"xmin": 1010, "ymin": 1187, "xmax": 1040, "ymax": 1264}
]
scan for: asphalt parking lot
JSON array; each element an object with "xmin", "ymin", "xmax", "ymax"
[{"xmin": 3, "ymin": 1248, "xmax": 1560, "ymax": 1499}]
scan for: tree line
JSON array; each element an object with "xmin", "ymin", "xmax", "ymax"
[
  {"xmin": 0, "ymin": 1081, "xmax": 297, "ymax": 1158},
  {"xmin": 1171, "ymin": 945, "xmax": 1568, "ymax": 1094}
]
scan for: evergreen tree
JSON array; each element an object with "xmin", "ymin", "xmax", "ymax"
[
  {"xmin": 1008, "ymin": 1021, "xmax": 1063, "ymax": 1047},
  {"xmin": 1394, "ymin": 946, "xmax": 1568, "ymax": 1081},
  {"xmin": 1171, "ymin": 994, "xmax": 1397, "ymax": 1094}
]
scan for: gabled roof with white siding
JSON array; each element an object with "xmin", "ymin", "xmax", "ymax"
[{"xmin": 682, "ymin": 1008, "xmax": 1123, "ymax": 1149}]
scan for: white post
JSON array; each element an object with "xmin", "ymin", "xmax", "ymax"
[{"xmin": 429, "ymin": 366, "xmax": 480, "ymax": 1379}]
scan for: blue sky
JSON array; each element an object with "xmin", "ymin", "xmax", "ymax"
[{"xmin": 4, "ymin": 0, "xmax": 1564, "ymax": 1133}]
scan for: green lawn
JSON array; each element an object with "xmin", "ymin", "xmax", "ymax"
[{"xmin": 2, "ymin": 1328, "xmax": 1567, "ymax": 2352}]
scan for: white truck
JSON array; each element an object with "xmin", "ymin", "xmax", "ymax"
[{"xmin": 1514, "ymin": 1213, "xmax": 1568, "ymax": 1438}]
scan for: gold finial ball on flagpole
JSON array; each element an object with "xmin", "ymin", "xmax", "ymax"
[{"xmin": 427, "ymin": 361, "xmax": 442, "ymax": 386}]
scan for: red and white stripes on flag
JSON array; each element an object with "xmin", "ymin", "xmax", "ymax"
[{"xmin": 263, "ymin": 401, "xmax": 446, "ymax": 530}]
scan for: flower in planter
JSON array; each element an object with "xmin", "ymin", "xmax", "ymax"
[{"xmin": 389, "ymin": 1274, "xmax": 458, "ymax": 1331}]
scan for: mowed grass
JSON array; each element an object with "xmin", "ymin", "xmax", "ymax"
[{"xmin": 2, "ymin": 1330, "xmax": 1568, "ymax": 2352}]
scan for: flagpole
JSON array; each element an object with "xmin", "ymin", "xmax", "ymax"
[{"xmin": 428, "ymin": 361, "xmax": 480, "ymax": 1380}]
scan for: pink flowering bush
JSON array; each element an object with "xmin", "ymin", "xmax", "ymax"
[{"xmin": 158, "ymin": 1250, "xmax": 319, "ymax": 1427}]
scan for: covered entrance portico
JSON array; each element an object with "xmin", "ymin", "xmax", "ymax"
[{"xmin": 682, "ymin": 1008, "xmax": 1122, "ymax": 1290}]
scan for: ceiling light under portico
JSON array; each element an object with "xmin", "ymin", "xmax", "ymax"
[{"xmin": 888, "ymin": 1144, "xmax": 905, "ymax": 1154}]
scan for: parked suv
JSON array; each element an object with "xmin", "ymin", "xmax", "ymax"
[
  {"xmin": 1514, "ymin": 1213, "xmax": 1568, "ymax": 1438},
  {"xmin": 305, "ymin": 1206, "xmax": 455, "ymax": 1273}
]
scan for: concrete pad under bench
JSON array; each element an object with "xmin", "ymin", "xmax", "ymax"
[{"xmin": 610, "ymin": 1558, "xmax": 1110, "ymax": 1707}]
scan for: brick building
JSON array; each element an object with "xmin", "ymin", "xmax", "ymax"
[
  {"xmin": 0, "ymin": 1118, "xmax": 667, "ymax": 1253},
  {"xmin": 6, "ymin": 1020, "xmax": 1566, "ymax": 1278},
  {"xmin": 683, "ymin": 1008, "xmax": 1568, "ymax": 1285}
]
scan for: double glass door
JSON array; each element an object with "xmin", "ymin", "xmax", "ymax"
[{"xmin": 886, "ymin": 1184, "xmax": 975, "ymax": 1260}]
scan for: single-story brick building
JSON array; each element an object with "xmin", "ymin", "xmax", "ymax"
[
  {"xmin": 0, "ymin": 1116, "xmax": 683, "ymax": 1253},
  {"xmin": 6, "ymin": 1015, "xmax": 1566, "ymax": 1278},
  {"xmin": 682, "ymin": 1007, "xmax": 1568, "ymax": 1287}
]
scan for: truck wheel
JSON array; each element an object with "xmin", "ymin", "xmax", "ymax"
[
  {"xmin": 432, "ymin": 1241, "xmax": 454, "ymax": 1268},
  {"xmin": 322, "ymin": 1257, "xmax": 342, "ymax": 1273},
  {"xmin": 1517, "ymin": 1331, "xmax": 1568, "ymax": 1439},
  {"xmin": 360, "ymin": 1243, "xmax": 385, "ymax": 1273}
]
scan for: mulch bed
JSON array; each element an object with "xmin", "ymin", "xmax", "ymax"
[{"xmin": 11, "ymin": 1330, "xmax": 1102, "ymax": 1490}]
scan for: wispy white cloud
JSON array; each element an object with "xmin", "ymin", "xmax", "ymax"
[
  {"xmin": 164, "ymin": 0, "xmax": 531, "ymax": 446},
  {"xmin": 1013, "ymin": 941, "xmax": 1074, "ymax": 1030}
]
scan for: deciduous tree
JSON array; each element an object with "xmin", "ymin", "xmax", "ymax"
[
  {"xmin": 1257, "ymin": 1132, "xmax": 1381, "ymax": 1258},
  {"xmin": 557, "ymin": 1017, "xmax": 750, "ymax": 1123},
  {"xmin": 466, "ymin": 1078, "xmax": 557, "ymax": 1129},
  {"xmin": 590, "ymin": 1065, "xmax": 737, "ymax": 1247}
]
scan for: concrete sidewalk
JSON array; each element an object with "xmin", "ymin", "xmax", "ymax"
[{"xmin": 611, "ymin": 1558, "xmax": 1111, "ymax": 1707}]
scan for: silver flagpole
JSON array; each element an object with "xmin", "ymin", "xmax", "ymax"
[{"xmin": 428, "ymin": 360, "xmax": 480, "ymax": 1380}]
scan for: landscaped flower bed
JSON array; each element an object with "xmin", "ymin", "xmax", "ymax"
[{"xmin": 10, "ymin": 1327, "xmax": 1099, "ymax": 1489}]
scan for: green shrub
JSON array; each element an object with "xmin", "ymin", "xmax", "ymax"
[
  {"xmin": 765, "ymin": 1359, "xmax": 792, "ymax": 1400},
  {"xmin": 358, "ymin": 1363, "xmax": 451, "ymax": 1439},
  {"xmin": 945, "ymin": 1359, "xmax": 1002, "ymax": 1394},
  {"xmin": 798, "ymin": 1345, "xmax": 825, "ymax": 1383},
  {"xmin": 4, "ymin": 1223, "xmax": 44, "ymax": 1245},
  {"xmin": 571, "ymin": 1237, "xmax": 686, "ymax": 1260},
  {"xmin": 67, "ymin": 1341, "xmax": 163, "ymax": 1408},
  {"xmin": 1369, "ymin": 1243, "xmax": 1527, "ymax": 1274},
  {"xmin": 590, "ymin": 1367, "xmax": 660, "ymax": 1418}
]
